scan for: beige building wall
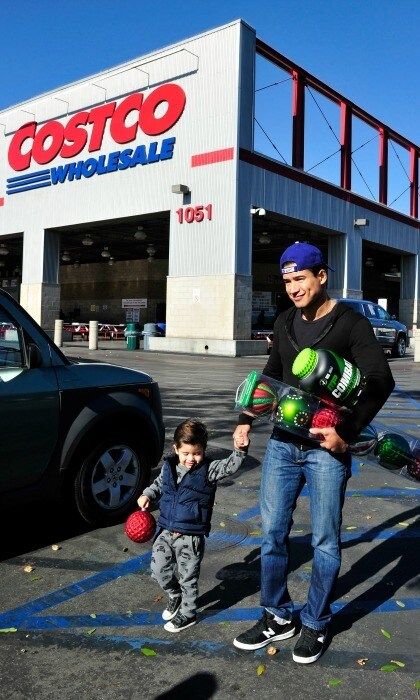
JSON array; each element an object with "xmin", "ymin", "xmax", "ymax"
[{"xmin": 166, "ymin": 274, "xmax": 251, "ymax": 340}]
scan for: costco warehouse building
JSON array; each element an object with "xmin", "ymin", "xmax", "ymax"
[{"xmin": 0, "ymin": 20, "xmax": 418, "ymax": 355}]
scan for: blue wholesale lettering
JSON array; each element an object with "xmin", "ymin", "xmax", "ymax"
[{"xmin": 49, "ymin": 137, "xmax": 176, "ymax": 186}]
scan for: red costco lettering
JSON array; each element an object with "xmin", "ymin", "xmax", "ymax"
[
  {"xmin": 31, "ymin": 121, "xmax": 64, "ymax": 165},
  {"xmin": 110, "ymin": 93, "xmax": 144, "ymax": 144},
  {"xmin": 87, "ymin": 102, "xmax": 116, "ymax": 152},
  {"xmin": 60, "ymin": 112, "xmax": 89, "ymax": 159},
  {"xmin": 8, "ymin": 83, "xmax": 186, "ymax": 171},
  {"xmin": 139, "ymin": 84, "xmax": 186, "ymax": 136},
  {"xmin": 8, "ymin": 122, "xmax": 36, "ymax": 171}
]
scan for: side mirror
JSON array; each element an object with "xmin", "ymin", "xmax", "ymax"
[{"xmin": 27, "ymin": 343, "xmax": 43, "ymax": 369}]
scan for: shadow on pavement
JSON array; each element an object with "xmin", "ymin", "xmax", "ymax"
[
  {"xmin": 198, "ymin": 505, "xmax": 419, "ymax": 631},
  {"xmin": 0, "ymin": 501, "xmax": 91, "ymax": 561},
  {"xmin": 154, "ymin": 672, "xmax": 217, "ymax": 699},
  {"xmin": 332, "ymin": 504, "xmax": 420, "ymax": 634}
]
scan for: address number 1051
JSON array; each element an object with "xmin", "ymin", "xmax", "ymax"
[{"xmin": 176, "ymin": 204, "xmax": 213, "ymax": 224}]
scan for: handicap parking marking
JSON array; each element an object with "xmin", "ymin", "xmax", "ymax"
[
  {"xmin": 0, "ymin": 484, "xmax": 418, "ymax": 636},
  {"xmin": 8, "ymin": 598, "xmax": 420, "ymax": 632},
  {"xmin": 235, "ymin": 487, "xmax": 420, "ymax": 521},
  {"xmin": 0, "ymin": 551, "xmax": 151, "ymax": 628}
]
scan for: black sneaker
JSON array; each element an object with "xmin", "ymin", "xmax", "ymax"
[
  {"xmin": 161, "ymin": 595, "xmax": 182, "ymax": 621},
  {"xmin": 292, "ymin": 624, "xmax": 326, "ymax": 663},
  {"xmin": 164, "ymin": 611, "xmax": 197, "ymax": 633},
  {"xmin": 233, "ymin": 610, "xmax": 296, "ymax": 650}
]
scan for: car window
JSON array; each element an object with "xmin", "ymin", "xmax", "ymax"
[
  {"xmin": 0, "ymin": 308, "xmax": 25, "ymax": 378},
  {"xmin": 362, "ymin": 303, "xmax": 378, "ymax": 319},
  {"xmin": 376, "ymin": 305, "xmax": 390, "ymax": 321}
]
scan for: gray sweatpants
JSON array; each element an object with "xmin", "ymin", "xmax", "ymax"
[{"xmin": 150, "ymin": 529, "xmax": 205, "ymax": 617}]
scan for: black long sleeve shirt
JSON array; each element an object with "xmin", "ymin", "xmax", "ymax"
[{"xmin": 239, "ymin": 302, "xmax": 395, "ymax": 444}]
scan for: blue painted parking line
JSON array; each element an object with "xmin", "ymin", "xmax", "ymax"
[
  {"xmin": 236, "ymin": 488, "xmax": 420, "ymax": 522},
  {"xmin": 8, "ymin": 597, "xmax": 420, "ymax": 631},
  {"xmin": 0, "ymin": 551, "xmax": 151, "ymax": 628},
  {"xmin": 393, "ymin": 385, "xmax": 420, "ymax": 410},
  {"xmin": 102, "ymin": 634, "xmax": 227, "ymax": 653},
  {"xmin": 209, "ymin": 528, "xmax": 420, "ymax": 547},
  {"xmin": 1, "ymin": 465, "xmax": 418, "ymax": 640}
]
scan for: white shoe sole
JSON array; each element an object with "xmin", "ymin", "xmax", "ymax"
[
  {"xmin": 164, "ymin": 618, "xmax": 197, "ymax": 633},
  {"xmin": 292, "ymin": 650, "xmax": 323, "ymax": 664},
  {"xmin": 233, "ymin": 627, "xmax": 296, "ymax": 650},
  {"xmin": 162, "ymin": 601, "xmax": 181, "ymax": 621}
]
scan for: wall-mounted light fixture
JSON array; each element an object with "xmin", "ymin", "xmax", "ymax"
[
  {"xmin": 365, "ymin": 257, "xmax": 374, "ymax": 267},
  {"xmin": 108, "ymin": 257, "xmax": 115, "ymax": 266},
  {"xmin": 250, "ymin": 206, "xmax": 266, "ymax": 216},
  {"xmin": 354, "ymin": 218, "xmax": 369, "ymax": 227},
  {"xmin": 101, "ymin": 246, "xmax": 110, "ymax": 258},
  {"xmin": 171, "ymin": 184, "xmax": 190, "ymax": 194},
  {"xmin": 0, "ymin": 244, "xmax": 9, "ymax": 256},
  {"xmin": 61, "ymin": 250, "xmax": 71, "ymax": 262},
  {"xmin": 82, "ymin": 234, "xmax": 93, "ymax": 246},
  {"xmin": 73, "ymin": 260, "xmax": 80, "ymax": 268}
]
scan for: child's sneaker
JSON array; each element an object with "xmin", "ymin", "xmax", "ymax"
[
  {"xmin": 161, "ymin": 595, "xmax": 181, "ymax": 621},
  {"xmin": 163, "ymin": 611, "xmax": 197, "ymax": 633}
]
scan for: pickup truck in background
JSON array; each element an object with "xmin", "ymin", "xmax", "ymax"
[{"xmin": 338, "ymin": 298, "xmax": 409, "ymax": 358}]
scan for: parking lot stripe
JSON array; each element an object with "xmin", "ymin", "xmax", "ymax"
[
  {"xmin": 0, "ymin": 551, "xmax": 151, "ymax": 628},
  {"xmin": 9, "ymin": 597, "xmax": 420, "ymax": 631}
]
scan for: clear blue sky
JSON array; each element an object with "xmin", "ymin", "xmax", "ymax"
[
  {"xmin": 1, "ymin": 0, "xmax": 418, "ymax": 141},
  {"xmin": 1, "ymin": 0, "xmax": 418, "ymax": 210}
]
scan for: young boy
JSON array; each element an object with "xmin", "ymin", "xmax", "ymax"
[{"xmin": 137, "ymin": 418, "xmax": 248, "ymax": 633}]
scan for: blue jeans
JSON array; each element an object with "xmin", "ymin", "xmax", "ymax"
[{"xmin": 260, "ymin": 438, "xmax": 350, "ymax": 630}]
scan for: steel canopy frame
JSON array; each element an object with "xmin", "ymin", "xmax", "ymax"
[{"xmin": 255, "ymin": 38, "xmax": 419, "ymax": 220}]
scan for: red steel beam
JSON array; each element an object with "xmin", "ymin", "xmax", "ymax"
[
  {"xmin": 340, "ymin": 102, "xmax": 352, "ymax": 190},
  {"xmin": 256, "ymin": 38, "xmax": 418, "ymax": 154},
  {"xmin": 379, "ymin": 128, "xmax": 389, "ymax": 205},
  {"xmin": 292, "ymin": 70, "xmax": 305, "ymax": 169},
  {"xmin": 410, "ymin": 147, "xmax": 419, "ymax": 218}
]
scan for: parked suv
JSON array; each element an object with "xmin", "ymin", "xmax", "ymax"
[
  {"xmin": 337, "ymin": 298, "xmax": 409, "ymax": 358},
  {"xmin": 0, "ymin": 290, "xmax": 164, "ymax": 526}
]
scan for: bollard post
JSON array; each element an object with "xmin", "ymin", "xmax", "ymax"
[
  {"xmin": 414, "ymin": 328, "xmax": 420, "ymax": 363},
  {"xmin": 89, "ymin": 320, "xmax": 98, "ymax": 350},
  {"xmin": 54, "ymin": 319, "xmax": 63, "ymax": 347}
]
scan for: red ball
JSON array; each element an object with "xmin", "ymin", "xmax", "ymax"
[
  {"xmin": 311, "ymin": 407, "xmax": 342, "ymax": 429},
  {"xmin": 125, "ymin": 510, "xmax": 156, "ymax": 543}
]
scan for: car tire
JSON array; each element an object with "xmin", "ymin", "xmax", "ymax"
[
  {"xmin": 392, "ymin": 335, "xmax": 406, "ymax": 358},
  {"xmin": 72, "ymin": 432, "xmax": 151, "ymax": 526}
]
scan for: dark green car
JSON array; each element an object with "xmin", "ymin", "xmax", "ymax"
[{"xmin": 0, "ymin": 290, "xmax": 164, "ymax": 526}]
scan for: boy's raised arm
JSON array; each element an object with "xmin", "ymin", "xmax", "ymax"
[{"xmin": 207, "ymin": 445, "xmax": 248, "ymax": 483}]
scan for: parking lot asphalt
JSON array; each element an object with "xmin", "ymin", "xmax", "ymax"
[{"xmin": 0, "ymin": 343, "xmax": 419, "ymax": 699}]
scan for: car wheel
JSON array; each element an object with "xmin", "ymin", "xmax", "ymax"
[
  {"xmin": 392, "ymin": 335, "xmax": 406, "ymax": 358},
  {"xmin": 73, "ymin": 433, "xmax": 151, "ymax": 526}
]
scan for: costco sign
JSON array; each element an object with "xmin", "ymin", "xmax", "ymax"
[{"xmin": 6, "ymin": 83, "xmax": 186, "ymax": 195}]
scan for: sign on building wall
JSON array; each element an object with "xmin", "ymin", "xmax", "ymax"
[
  {"xmin": 122, "ymin": 298, "xmax": 147, "ymax": 309},
  {"xmin": 6, "ymin": 83, "xmax": 186, "ymax": 195}
]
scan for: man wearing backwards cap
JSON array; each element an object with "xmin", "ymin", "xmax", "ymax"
[{"xmin": 233, "ymin": 241, "xmax": 394, "ymax": 663}]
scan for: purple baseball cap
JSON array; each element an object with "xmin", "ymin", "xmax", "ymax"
[{"xmin": 280, "ymin": 241, "xmax": 333, "ymax": 274}]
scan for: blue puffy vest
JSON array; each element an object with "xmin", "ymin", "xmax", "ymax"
[{"xmin": 157, "ymin": 457, "xmax": 216, "ymax": 535}]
